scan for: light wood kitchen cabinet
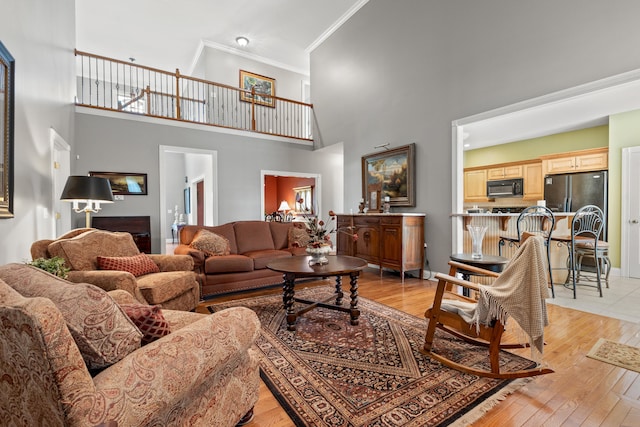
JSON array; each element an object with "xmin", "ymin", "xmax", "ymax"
[
  {"xmin": 336, "ymin": 213, "xmax": 425, "ymax": 282},
  {"xmin": 542, "ymin": 148, "xmax": 608, "ymax": 175},
  {"xmin": 487, "ymin": 164, "xmax": 522, "ymax": 180},
  {"xmin": 523, "ymin": 162, "xmax": 543, "ymax": 200},
  {"xmin": 464, "ymin": 169, "xmax": 488, "ymax": 202}
]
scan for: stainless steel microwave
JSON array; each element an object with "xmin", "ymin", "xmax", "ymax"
[{"xmin": 486, "ymin": 178, "xmax": 523, "ymax": 198}]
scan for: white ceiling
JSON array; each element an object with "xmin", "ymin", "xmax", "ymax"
[
  {"xmin": 461, "ymin": 71, "xmax": 640, "ymax": 150},
  {"xmin": 76, "ymin": 1, "xmax": 640, "ymax": 149},
  {"xmin": 75, "ymin": 0, "xmax": 368, "ymax": 75}
]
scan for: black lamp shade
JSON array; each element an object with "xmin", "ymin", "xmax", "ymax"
[{"xmin": 60, "ymin": 176, "xmax": 114, "ymax": 202}]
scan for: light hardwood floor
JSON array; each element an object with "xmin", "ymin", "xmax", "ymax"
[{"xmin": 197, "ymin": 269, "xmax": 640, "ymax": 426}]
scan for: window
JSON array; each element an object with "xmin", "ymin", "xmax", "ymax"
[{"xmin": 293, "ymin": 186, "xmax": 313, "ymax": 214}]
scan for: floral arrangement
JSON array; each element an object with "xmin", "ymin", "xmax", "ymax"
[{"xmin": 302, "ymin": 210, "xmax": 358, "ymax": 248}]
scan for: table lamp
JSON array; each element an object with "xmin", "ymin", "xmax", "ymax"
[
  {"xmin": 278, "ymin": 200, "xmax": 291, "ymax": 213},
  {"xmin": 60, "ymin": 175, "xmax": 114, "ymax": 228}
]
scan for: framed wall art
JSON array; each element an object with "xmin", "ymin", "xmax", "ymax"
[
  {"xmin": 239, "ymin": 70, "xmax": 276, "ymax": 108},
  {"xmin": 362, "ymin": 143, "xmax": 415, "ymax": 207},
  {"xmin": 0, "ymin": 41, "xmax": 15, "ymax": 218},
  {"xmin": 89, "ymin": 172, "xmax": 148, "ymax": 195}
]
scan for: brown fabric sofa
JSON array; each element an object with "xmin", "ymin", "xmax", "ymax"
[
  {"xmin": 31, "ymin": 228, "xmax": 200, "ymax": 311},
  {"xmin": 175, "ymin": 221, "xmax": 307, "ymax": 297},
  {"xmin": 0, "ymin": 263, "xmax": 260, "ymax": 427}
]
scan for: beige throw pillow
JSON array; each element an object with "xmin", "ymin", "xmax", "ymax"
[
  {"xmin": 189, "ymin": 229, "xmax": 231, "ymax": 256},
  {"xmin": 0, "ymin": 263, "xmax": 142, "ymax": 370},
  {"xmin": 288, "ymin": 226, "xmax": 312, "ymax": 248}
]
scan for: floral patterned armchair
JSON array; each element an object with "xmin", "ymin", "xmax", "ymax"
[
  {"xmin": 31, "ymin": 228, "xmax": 200, "ymax": 311},
  {"xmin": 0, "ymin": 263, "xmax": 259, "ymax": 426}
]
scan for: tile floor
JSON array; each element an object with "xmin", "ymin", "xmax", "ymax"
[{"xmin": 547, "ymin": 273, "xmax": 640, "ymax": 323}]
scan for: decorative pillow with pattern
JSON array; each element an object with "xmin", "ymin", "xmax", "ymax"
[
  {"xmin": 0, "ymin": 263, "xmax": 142, "ymax": 370},
  {"xmin": 288, "ymin": 226, "xmax": 312, "ymax": 248},
  {"xmin": 189, "ymin": 229, "xmax": 231, "ymax": 256},
  {"xmin": 97, "ymin": 253, "xmax": 160, "ymax": 277},
  {"xmin": 119, "ymin": 303, "xmax": 171, "ymax": 345}
]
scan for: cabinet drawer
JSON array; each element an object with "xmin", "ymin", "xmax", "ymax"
[
  {"xmin": 354, "ymin": 216, "xmax": 380, "ymax": 226},
  {"xmin": 381, "ymin": 217, "xmax": 402, "ymax": 225}
]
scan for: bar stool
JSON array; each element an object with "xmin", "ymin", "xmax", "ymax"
[
  {"xmin": 575, "ymin": 238, "xmax": 610, "ymax": 288},
  {"xmin": 565, "ymin": 205, "xmax": 607, "ymax": 298},
  {"xmin": 498, "ymin": 206, "xmax": 555, "ymax": 297}
]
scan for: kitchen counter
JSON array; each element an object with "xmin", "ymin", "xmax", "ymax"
[{"xmin": 452, "ymin": 211, "xmax": 574, "ymax": 231}]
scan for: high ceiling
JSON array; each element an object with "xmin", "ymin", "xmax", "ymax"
[
  {"xmin": 75, "ymin": 0, "xmax": 368, "ymax": 75},
  {"xmin": 76, "ymin": 1, "xmax": 640, "ymax": 148}
]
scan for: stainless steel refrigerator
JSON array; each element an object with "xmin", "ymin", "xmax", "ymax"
[{"xmin": 543, "ymin": 170, "xmax": 608, "ymax": 238}]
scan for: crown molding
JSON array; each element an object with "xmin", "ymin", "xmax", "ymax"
[{"xmin": 306, "ymin": 0, "xmax": 369, "ymax": 54}]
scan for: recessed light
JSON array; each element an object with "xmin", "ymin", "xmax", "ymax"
[{"xmin": 236, "ymin": 36, "xmax": 249, "ymax": 47}]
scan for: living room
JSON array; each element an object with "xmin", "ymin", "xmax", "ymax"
[{"xmin": 2, "ymin": 0, "xmax": 640, "ymax": 425}]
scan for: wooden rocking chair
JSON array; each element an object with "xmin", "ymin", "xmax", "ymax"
[{"xmin": 423, "ymin": 236, "xmax": 554, "ymax": 379}]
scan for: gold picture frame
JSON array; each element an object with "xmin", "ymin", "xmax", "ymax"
[
  {"xmin": 89, "ymin": 172, "xmax": 148, "ymax": 195},
  {"xmin": 239, "ymin": 70, "xmax": 276, "ymax": 108},
  {"xmin": 362, "ymin": 143, "xmax": 416, "ymax": 207}
]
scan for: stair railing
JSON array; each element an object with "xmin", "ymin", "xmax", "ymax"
[{"xmin": 75, "ymin": 49, "xmax": 313, "ymax": 141}]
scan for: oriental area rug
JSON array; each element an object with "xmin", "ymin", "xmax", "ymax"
[
  {"xmin": 208, "ymin": 287, "xmax": 536, "ymax": 426},
  {"xmin": 587, "ymin": 338, "xmax": 640, "ymax": 373}
]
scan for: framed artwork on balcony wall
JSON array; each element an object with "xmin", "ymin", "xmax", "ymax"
[
  {"xmin": 89, "ymin": 172, "xmax": 148, "ymax": 195},
  {"xmin": 0, "ymin": 41, "xmax": 15, "ymax": 218},
  {"xmin": 362, "ymin": 143, "xmax": 416, "ymax": 207},
  {"xmin": 239, "ymin": 70, "xmax": 276, "ymax": 108}
]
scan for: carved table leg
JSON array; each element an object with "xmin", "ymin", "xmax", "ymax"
[
  {"xmin": 349, "ymin": 272, "xmax": 360, "ymax": 325},
  {"xmin": 282, "ymin": 272, "xmax": 297, "ymax": 331},
  {"xmin": 334, "ymin": 275, "xmax": 343, "ymax": 306}
]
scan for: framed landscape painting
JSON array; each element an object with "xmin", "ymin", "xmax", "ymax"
[
  {"xmin": 89, "ymin": 172, "xmax": 148, "ymax": 195},
  {"xmin": 362, "ymin": 143, "xmax": 415, "ymax": 207},
  {"xmin": 239, "ymin": 70, "xmax": 276, "ymax": 107}
]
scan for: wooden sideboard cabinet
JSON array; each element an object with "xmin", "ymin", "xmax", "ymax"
[{"xmin": 336, "ymin": 213, "xmax": 425, "ymax": 282}]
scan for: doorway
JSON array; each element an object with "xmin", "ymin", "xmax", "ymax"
[
  {"xmin": 261, "ymin": 170, "xmax": 321, "ymax": 220},
  {"xmin": 159, "ymin": 145, "xmax": 218, "ymax": 253},
  {"xmin": 50, "ymin": 128, "xmax": 71, "ymax": 237},
  {"xmin": 452, "ymin": 69, "xmax": 640, "ymax": 273}
]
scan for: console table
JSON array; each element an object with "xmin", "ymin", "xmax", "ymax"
[
  {"xmin": 91, "ymin": 216, "xmax": 152, "ymax": 253},
  {"xmin": 336, "ymin": 213, "xmax": 425, "ymax": 282}
]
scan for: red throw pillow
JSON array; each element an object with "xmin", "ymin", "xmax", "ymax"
[
  {"xmin": 119, "ymin": 303, "xmax": 171, "ymax": 345},
  {"xmin": 97, "ymin": 253, "xmax": 160, "ymax": 277}
]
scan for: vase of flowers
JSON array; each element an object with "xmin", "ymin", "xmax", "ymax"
[
  {"xmin": 306, "ymin": 244, "xmax": 332, "ymax": 265},
  {"xmin": 301, "ymin": 211, "xmax": 358, "ymax": 266}
]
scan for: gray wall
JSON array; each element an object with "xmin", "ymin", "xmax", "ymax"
[
  {"xmin": 310, "ymin": 0, "xmax": 640, "ymax": 272},
  {"xmin": 201, "ymin": 47, "xmax": 308, "ymax": 101},
  {"xmin": 74, "ymin": 112, "xmax": 343, "ymax": 252},
  {"xmin": 0, "ymin": 0, "xmax": 76, "ymax": 264}
]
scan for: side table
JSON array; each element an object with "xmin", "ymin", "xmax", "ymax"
[
  {"xmin": 171, "ymin": 222, "xmax": 186, "ymax": 244},
  {"xmin": 449, "ymin": 253, "xmax": 509, "ymax": 296}
]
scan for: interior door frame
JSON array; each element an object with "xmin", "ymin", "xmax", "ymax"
[
  {"xmin": 452, "ymin": 69, "xmax": 640, "ymax": 264},
  {"xmin": 621, "ymin": 146, "xmax": 640, "ymax": 277},
  {"xmin": 159, "ymin": 145, "xmax": 218, "ymax": 253},
  {"xmin": 261, "ymin": 170, "xmax": 322, "ymax": 220},
  {"xmin": 50, "ymin": 128, "xmax": 71, "ymax": 237}
]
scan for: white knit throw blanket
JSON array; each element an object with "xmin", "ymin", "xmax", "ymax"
[{"xmin": 473, "ymin": 235, "xmax": 550, "ymax": 362}]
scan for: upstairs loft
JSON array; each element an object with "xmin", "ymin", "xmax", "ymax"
[{"xmin": 75, "ymin": 50, "xmax": 314, "ymax": 142}]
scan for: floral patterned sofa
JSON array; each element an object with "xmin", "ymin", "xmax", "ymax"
[
  {"xmin": 31, "ymin": 228, "xmax": 200, "ymax": 311},
  {"xmin": 0, "ymin": 263, "xmax": 260, "ymax": 426}
]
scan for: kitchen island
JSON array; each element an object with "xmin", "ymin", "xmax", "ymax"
[{"xmin": 452, "ymin": 211, "xmax": 574, "ymax": 284}]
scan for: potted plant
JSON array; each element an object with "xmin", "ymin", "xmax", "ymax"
[{"xmin": 27, "ymin": 257, "xmax": 70, "ymax": 279}]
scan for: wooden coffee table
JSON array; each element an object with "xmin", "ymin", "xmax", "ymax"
[{"xmin": 267, "ymin": 255, "xmax": 368, "ymax": 331}]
